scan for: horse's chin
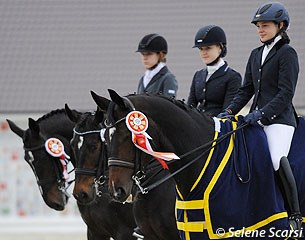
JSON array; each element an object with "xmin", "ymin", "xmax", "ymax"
[
  {"xmin": 76, "ymin": 195, "xmax": 98, "ymax": 206},
  {"xmin": 45, "ymin": 193, "xmax": 68, "ymax": 211},
  {"xmin": 73, "ymin": 189, "xmax": 97, "ymax": 206}
]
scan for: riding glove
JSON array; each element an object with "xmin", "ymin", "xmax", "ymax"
[
  {"xmin": 217, "ymin": 109, "xmax": 232, "ymax": 118},
  {"xmin": 244, "ymin": 110, "xmax": 263, "ymax": 124}
]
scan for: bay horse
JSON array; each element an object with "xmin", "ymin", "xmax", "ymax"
[
  {"xmin": 94, "ymin": 89, "xmax": 305, "ymax": 240},
  {"xmin": 65, "ymin": 100, "xmax": 180, "ymax": 240},
  {"xmin": 7, "ymin": 109, "xmax": 136, "ymax": 240},
  {"xmin": 64, "ymin": 104, "xmax": 136, "ymax": 240}
]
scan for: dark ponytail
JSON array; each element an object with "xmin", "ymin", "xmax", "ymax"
[{"xmin": 281, "ymin": 31, "xmax": 290, "ymax": 44}]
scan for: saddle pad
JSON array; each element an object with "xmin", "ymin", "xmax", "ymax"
[{"xmin": 175, "ymin": 116, "xmax": 305, "ymax": 240}]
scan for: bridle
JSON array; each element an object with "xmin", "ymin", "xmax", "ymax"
[
  {"xmin": 106, "ymin": 97, "xmax": 251, "ymax": 194},
  {"xmin": 72, "ymin": 126, "xmax": 108, "ymax": 197},
  {"xmin": 23, "ymin": 137, "xmax": 73, "ymax": 198},
  {"xmin": 106, "ymin": 97, "xmax": 175, "ymax": 194}
]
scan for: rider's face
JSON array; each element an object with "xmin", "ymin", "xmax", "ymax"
[
  {"xmin": 198, "ymin": 44, "xmax": 221, "ymax": 65},
  {"xmin": 140, "ymin": 52, "xmax": 159, "ymax": 69},
  {"xmin": 256, "ymin": 21, "xmax": 282, "ymax": 42}
]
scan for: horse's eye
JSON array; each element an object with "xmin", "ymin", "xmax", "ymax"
[{"xmin": 88, "ymin": 143, "xmax": 98, "ymax": 151}]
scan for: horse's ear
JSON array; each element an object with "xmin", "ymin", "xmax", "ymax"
[
  {"xmin": 6, "ymin": 119, "xmax": 24, "ymax": 138},
  {"xmin": 95, "ymin": 107, "xmax": 104, "ymax": 123},
  {"xmin": 28, "ymin": 118, "xmax": 40, "ymax": 135},
  {"xmin": 91, "ymin": 90, "xmax": 111, "ymax": 112},
  {"xmin": 65, "ymin": 103, "xmax": 81, "ymax": 123},
  {"xmin": 108, "ymin": 89, "xmax": 126, "ymax": 109}
]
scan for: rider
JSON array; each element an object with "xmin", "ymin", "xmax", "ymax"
[
  {"xmin": 187, "ymin": 25, "xmax": 241, "ymax": 117},
  {"xmin": 136, "ymin": 33, "xmax": 178, "ymax": 98},
  {"xmin": 218, "ymin": 2, "xmax": 302, "ymax": 230},
  {"xmin": 134, "ymin": 33, "xmax": 178, "ymax": 238}
]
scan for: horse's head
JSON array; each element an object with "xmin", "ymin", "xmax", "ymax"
[
  {"xmin": 65, "ymin": 102, "xmax": 110, "ymax": 205},
  {"xmin": 91, "ymin": 90, "xmax": 134, "ymax": 202},
  {"xmin": 91, "ymin": 90, "xmax": 182, "ymax": 202},
  {"xmin": 93, "ymin": 89, "xmax": 216, "ymax": 201},
  {"xmin": 7, "ymin": 117, "xmax": 72, "ymax": 211}
]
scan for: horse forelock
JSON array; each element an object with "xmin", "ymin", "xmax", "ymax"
[
  {"xmin": 75, "ymin": 111, "xmax": 98, "ymax": 131},
  {"xmin": 106, "ymin": 101, "xmax": 116, "ymax": 125}
]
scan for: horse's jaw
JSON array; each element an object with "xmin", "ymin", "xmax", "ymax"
[{"xmin": 44, "ymin": 191, "xmax": 68, "ymax": 211}]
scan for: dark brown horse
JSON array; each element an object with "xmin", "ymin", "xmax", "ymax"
[
  {"xmin": 65, "ymin": 104, "xmax": 136, "ymax": 240},
  {"xmin": 93, "ymin": 90, "xmax": 305, "ymax": 240},
  {"xmin": 7, "ymin": 110, "xmax": 74, "ymax": 210},
  {"xmin": 7, "ymin": 109, "xmax": 136, "ymax": 240},
  {"xmin": 69, "ymin": 92, "xmax": 180, "ymax": 240}
]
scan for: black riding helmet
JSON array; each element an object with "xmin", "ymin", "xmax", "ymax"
[
  {"xmin": 193, "ymin": 25, "xmax": 227, "ymax": 57},
  {"xmin": 136, "ymin": 34, "xmax": 168, "ymax": 54},
  {"xmin": 251, "ymin": 2, "xmax": 289, "ymax": 28}
]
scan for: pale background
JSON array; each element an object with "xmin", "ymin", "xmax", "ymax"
[{"xmin": 0, "ymin": 1, "xmax": 304, "ymax": 239}]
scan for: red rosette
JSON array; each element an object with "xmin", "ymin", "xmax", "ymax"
[
  {"xmin": 126, "ymin": 111, "xmax": 148, "ymax": 134},
  {"xmin": 45, "ymin": 138, "xmax": 65, "ymax": 157}
]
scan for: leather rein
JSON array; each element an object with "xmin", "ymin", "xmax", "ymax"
[{"xmin": 105, "ymin": 98, "xmax": 250, "ymax": 194}]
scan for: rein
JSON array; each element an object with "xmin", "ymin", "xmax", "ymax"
[
  {"xmin": 106, "ymin": 97, "xmax": 251, "ymax": 195},
  {"xmin": 106, "ymin": 101, "xmax": 250, "ymax": 194},
  {"xmin": 142, "ymin": 121, "xmax": 249, "ymax": 193}
]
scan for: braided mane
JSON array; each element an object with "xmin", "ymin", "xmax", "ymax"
[
  {"xmin": 129, "ymin": 93, "xmax": 204, "ymax": 116},
  {"xmin": 36, "ymin": 109, "xmax": 67, "ymax": 123}
]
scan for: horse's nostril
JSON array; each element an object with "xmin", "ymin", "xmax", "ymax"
[
  {"xmin": 114, "ymin": 187, "xmax": 126, "ymax": 201},
  {"xmin": 73, "ymin": 191, "xmax": 89, "ymax": 202},
  {"xmin": 53, "ymin": 203, "xmax": 65, "ymax": 211},
  {"xmin": 80, "ymin": 191, "xmax": 88, "ymax": 200}
]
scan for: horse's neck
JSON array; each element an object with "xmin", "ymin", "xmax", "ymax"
[
  {"xmin": 39, "ymin": 114, "xmax": 74, "ymax": 139},
  {"xmin": 166, "ymin": 115, "xmax": 215, "ymax": 198}
]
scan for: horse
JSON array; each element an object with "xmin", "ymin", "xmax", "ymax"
[
  {"xmin": 65, "ymin": 104, "xmax": 137, "ymax": 240},
  {"xmin": 70, "ymin": 92, "xmax": 181, "ymax": 240},
  {"xmin": 7, "ymin": 109, "xmax": 136, "ymax": 240},
  {"xmin": 93, "ymin": 89, "xmax": 305, "ymax": 240},
  {"xmin": 7, "ymin": 110, "xmax": 74, "ymax": 210}
]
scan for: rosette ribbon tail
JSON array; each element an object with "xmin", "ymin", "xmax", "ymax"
[{"xmin": 132, "ymin": 132, "xmax": 179, "ymax": 170}]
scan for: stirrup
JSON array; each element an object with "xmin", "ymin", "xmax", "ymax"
[
  {"xmin": 289, "ymin": 214, "xmax": 303, "ymax": 231},
  {"xmin": 288, "ymin": 214, "xmax": 303, "ymax": 239},
  {"xmin": 132, "ymin": 227, "xmax": 144, "ymax": 239}
]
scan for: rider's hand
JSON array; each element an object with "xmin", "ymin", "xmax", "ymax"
[
  {"xmin": 244, "ymin": 110, "xmax": 263, "ymax": 125},
  {"xmin": 217, "ymin": 109, "xmax": 232, "ymax": 118}
]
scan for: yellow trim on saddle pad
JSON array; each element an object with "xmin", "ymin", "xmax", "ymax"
[
  {"xmin": 177, "ymin": 221, "xmax": 207, "ymax": 232},
  {"xmin": 175, "ymin": 118, "xmax": 289, "ymax": 239}
]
